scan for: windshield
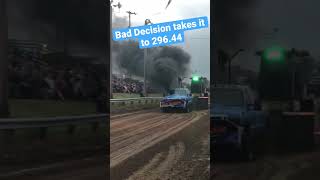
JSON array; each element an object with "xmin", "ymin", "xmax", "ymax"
[
  {"xmin": 173, "ymin": 89, "xmax": 188, "ymax": 96},
  {"xmin": 212, "ymin": 88, "xmax": 244, "ymax": 106}
]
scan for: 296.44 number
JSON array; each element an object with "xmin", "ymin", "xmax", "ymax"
[{"xmin": 152, "ymin": 33, "xmax": 183, "ymax": 45}]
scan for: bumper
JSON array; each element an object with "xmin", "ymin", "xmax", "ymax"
[
  {"xmin": 160, "ymin": 105, "xmax": 186, "ymax": 109},
  {"xmin": 211, "ymin": 142, "xmax": 242, "ymax": 159},
  {"xmin": 211, "ymin": 133, "xmax": 242, "ymax": 151},
  {"xmin": 160, "ymin": 101, "xmax": 187, "ymax": 108}
]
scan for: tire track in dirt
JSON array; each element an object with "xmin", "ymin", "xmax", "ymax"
[
  {"xmin": 111, "ymin": 114, "xmax": 195, "ymax": 167},
  {"xmin": 111, "ymin": 114, "xmax": 170, "ymax": 134},
  {"xmin": 110, "ymin": 113, "xmax": 186, "ymax": 146},
  {"xmin": 110, "ymin": 114, "xmax": 188, "ymax": 153},
  {"xmin": 212, "ymin": 152, "xmax": 317, "ymax": 180},
  {"xmin": 111, "ymin": 110, "xmax": 158, "ymax": 120},
  {"xmin": 110, "ymin": 111, "xmax": 207, "ymax": 168},
  {"xmin": 111, "ymin": 111, "xmax": 164, "ymax": 126},
  {"xmin": 110, "ymin": 113, "xmax": 182, "ymax": 144},
  {"xmin": 125, "ymin": 114, "xmax": 210, "ymax": 180},
  {"xmin": 125, "ymin": 153, "xmax": 164, "ymax": 180},
  {"xmin": 126, "ymin": 142, "xmax": 185, "ymax": 180}
]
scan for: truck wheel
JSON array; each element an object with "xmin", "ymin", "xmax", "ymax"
[
  {"xmin": 184, "ymin": 105, "xmax": 191, "ymax": 113},
  {"xmin": 161, "ymin": 108, "xmax": 167, "ymax": 113},
  {"xmin": 241, "ymin": 133, "xmax": 255, "ymax": 161},
  {"xmin": 189, "ymin": 104, "xmax": 193, "ymax": 112}
]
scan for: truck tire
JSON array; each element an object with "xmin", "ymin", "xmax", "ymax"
[
  {"xmin": 241, "ymin": 131, "xmax": 256, "ymax": 161},
  {"xmin": 161, "ymin": 107, "xmax": 167, "ymax": 113},
  {"xmin": 184, "ymin": 104, "xmax": 191, "ymax": 113}
]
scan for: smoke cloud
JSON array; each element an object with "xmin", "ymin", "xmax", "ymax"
[
  {"xmin": 149, "ymin": 46, "xmax": 191, "ymax": 90},
  {"xmin": 114, "ymin": 40, "xmax": 191, "ymax": 91},
  {"xmin": 111, "ymin": 12, "xmax": 191, "ymax": 91},
  {"xmin": 112, "ymin": 15, "xmax": 128, "ymax": 29},
  {"xmin": 212, "ymin": 0, "xmax": 260, "ymax": 82},
  {"xmin": 213, "ymin": 0, "xmax": 258, "ymax": 51}
]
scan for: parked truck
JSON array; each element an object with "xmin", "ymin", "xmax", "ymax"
[{"xmin": 211, "ymin": 84, "xmax": 268, "ymax": 160}]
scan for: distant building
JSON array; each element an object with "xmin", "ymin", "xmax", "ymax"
[
  {"xmin": 308, "ymin": 69, "xmax": 320, "ymax": 96},
  {"xmin": 213, "ymin": 64, "xmax": 257, "ymax": 89}
]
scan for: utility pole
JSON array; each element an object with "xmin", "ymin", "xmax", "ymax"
[
  {"xmin": 110, "ymin": 1, "xmax": 122, "ymax": 99},
  {"xmin": 228, "ymin": 49, "xmax": 244, "ymax": 84},
  {"xmin": 126, "ymin": 11, "xmax": 137, "ymax": 27},
  {"xmin": 144, "ymin": 48, "xmax": 147, "ymax": 96},
  {"xmin": 200, "ymin": 77, "xmax": 203, "ymax": 95},
  {"xmin": 0, "ymin": 0, "xmax": 9, "ymax": 117},
  {"xmin": 143, "ymin": 19, "xmax": 152, "ymax": 97},
  {"xmin": 178, "ymin": 77, "xmax": 182, "ymax": 88},
  {"xmin": 291, "ymin": 55, "xmax": 297, "ymax": 98},
  {"xmin": 228, "ymin": 59, "xmax": 231, "ymax": 84}
]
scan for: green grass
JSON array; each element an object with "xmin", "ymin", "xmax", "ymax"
[
  {"xmin": 8, "ymin": 99, "xmax": 96, "ymax": 118},
  {"xmin": 148, "ymin": 93, "xmax": 163, "ymax": 97},
  {"xmin": 111, "ymin": 93, "xmax": 162, "ymax": 113},
  {"xmin": 0, "ymin": 99, "xmax": 105, "ymax": 166},
  {"xmin": 113, "ymin": 93, "xmax": 163, "ymax": 99},
  {"xmin": 7, "ymin": 95, "xmax": 163, "ymax": 117},
  {"xmin": 113, "ymin": 93, "xmax": 141, "ymax": 99},
  {"xmin": 111, "ymin": 103, "xmax": 159, "ymax": 113},
  {"xmin": 0, "ymin": 123, "xmax": 107, "ymax": 165}
]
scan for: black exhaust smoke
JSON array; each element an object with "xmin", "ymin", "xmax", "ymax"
[
  {"xmin": 213, "ymin": 0, "xmax": 258, "ymax": 51},
  {"xmin": 114, "ymin": 40, "xmax": 191, "ymax": 91},
  {"xmin": 149, "ymin": 46, "xmax": 191, "ymax": 91},
  {"xmin": 111, "ymin": 12, "xmax": 191, "ymax": 91},
  {"xmin": 212, "ymin": 0, "xmax": 259, "ymax": 82}
]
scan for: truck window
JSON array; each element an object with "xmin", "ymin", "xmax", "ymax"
[
  {"xmin": 212, "ymin": 88, "xmax": 244, "ymax": 106},
  {"xmin": 174, "ymin": 89, "xmax": 188, "ymax": 96}
]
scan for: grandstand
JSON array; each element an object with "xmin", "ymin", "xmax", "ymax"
[
  {"xmin": 112, "ymin": 74, "xmax": 163, "ymax": 98},
  {"xmin": 8, "ymin": 39, "xmax": 107, "ymax": 101}
]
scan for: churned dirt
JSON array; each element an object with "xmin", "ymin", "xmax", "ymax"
[{"xmin": 110, "ymin": 110, "xmax": 210, "ymax": 180}]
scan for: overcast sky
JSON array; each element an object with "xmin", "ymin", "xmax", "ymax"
[
  {"xmin": 112, "ymin": 0, "xmax": 320, "ymax": 76},
  {"xmin": 111, "ymin": 0, "xmax": 210, "ymax": 78}
]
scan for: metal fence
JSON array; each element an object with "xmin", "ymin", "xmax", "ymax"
[
  {"xmin": 0, "ymin": 114, "xmax": 107, "ymax": 129},
  {"xmin": 110, "ymin": 97, "xmax": 162, "ymax": 106},
  {"xmin": 0, "ymin": 114, "xmax": 108, "ymax": 139},
  {"xmin": 0, "ymin": 97, "xmax": 161, "ymax": 136}
]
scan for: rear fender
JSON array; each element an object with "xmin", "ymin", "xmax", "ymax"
[
  {"xmin": 237, "ymin": 126, "xmax": 244, "ymax": 146},
  {"xmin": 245, "ymin": 111, "xmax": 268, "ymax": 128},
  {"xmin": 212, "ymin": 118, "xmax": 244, "ymax": 147}
]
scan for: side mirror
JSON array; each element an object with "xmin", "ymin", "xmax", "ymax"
[{"xmin": 189, "ymin": 93, "xmax": 192, "ymax": 97}]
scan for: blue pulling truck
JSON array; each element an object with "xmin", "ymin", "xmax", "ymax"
[
  {"xmin": 211, "ymin": 85, "xmax": 268, "ymax": 160},
  {"xmin": 160, "ymin": 88, "xmax": 193, "ymax": 113}
]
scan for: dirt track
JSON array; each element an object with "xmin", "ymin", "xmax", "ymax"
[
  {"xmin": 211, "ymin": 116, "xmax": 320, "ymax": 180},
  {"xmin": 212, "ymin": 148, "xmax": 320, "ymax": 180},
  {"xmin": 1, "ymin": 110, "xmax": 209, "ymax": 180},
  {"xmin": 110, "ymin": 110, "xmax": 210, "ymax": 180},
  {"xmin": 0, "ymin": 156, "xmax": 107, "ymax": 180},
  {"xmin": 110, "ymin": 110, "xmax": 207, "ymax": 168}
]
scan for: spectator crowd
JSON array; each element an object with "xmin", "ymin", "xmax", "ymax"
[
  {"xmin": 8, "ymin": 53, "xmax": 107, "ymax": 101},
  {"xmin": 112, "ymin": 75, "xmax": 163, "ymax": 96},
  {"xmin": 112, "ymin": 75, "xmax": 143, "ymax": 94}
]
